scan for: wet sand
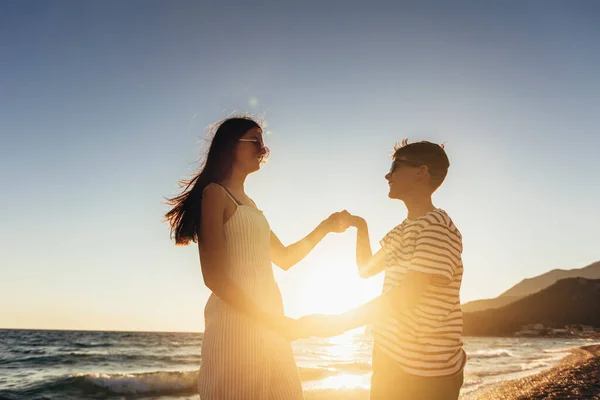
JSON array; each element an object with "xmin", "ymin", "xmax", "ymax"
[
  {"xmin": 305, "ymin": 345, "xmax": 600, "ymax": 400},
  {"xmin": 479, "ymin": 344, "xmax": 600, "ymax": 400}
]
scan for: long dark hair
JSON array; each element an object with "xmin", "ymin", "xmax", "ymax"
[{"xmin": 165, "ymin": 117, "xmax": 261, "ymax": 245}]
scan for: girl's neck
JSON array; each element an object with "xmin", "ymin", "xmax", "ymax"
[{"xmin": 221, "ymin": 169, "xmax": 247, "ymax": 193}]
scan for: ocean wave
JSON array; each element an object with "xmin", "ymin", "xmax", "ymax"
[
  {"xmin": 322, "ymin": 362, "xmax": 372, "ymax": 373},
  {"xmin": 474, "ymin": 359, "xmax": 553, "ymax": 378},
  {"xmin": 0, "ymin": 354, "xmax": 77, "ymax": 366},
  {"xmin": 461, "ymin": 374, "xmax": 483, "ymax": 388},
  {"xmin": 0, "ymin": 370, "xmax": 199, "ymax": 399},
  {"xmin": 469, "ymin": 349, "xmax": 514, "ymax": 359},
  {"xmin": 0, "ymin": 352, "xmax": 199, "ymax": 367},
  {"xmin": 541, "ymin": 344, "xmax": 593, "ymax": 354},
  {"xmin": 3, "ymin": 365, "xmax": 369, "ymax": 399},
  {"xmin": 299, "ymin": 367, "xmax": 339, "ymax": 381},
  {"xmin": 78, "ymin": 371, "xmax": 198, "ymax": 394},
  {"xmin": 543, "ymin": 346, "xmax": 575, "ymax": 354},
  {"xmin": 3, "ymin": 363, "xmax": 372, "ymax": 398},
  {"xmin": 72, "ymin": 341, "xmax": 113, "ymax": 348},
  {"xmin": 521, "ymin": 359, "xmax": 552, "ymax": 370},
  {"xmin": 475, "ymin": 365, "xmax": 524, "ymax": 377},
  {"xmin": 299, "ymin": 362, "xmax": 372, "ymax": 381},
  {"xmin": 7, "ymin": 348, "xmax": 47, "ymax": 356}
]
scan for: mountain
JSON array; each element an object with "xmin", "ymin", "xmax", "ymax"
[
  {"xmin": 460, "ymin": 296, "xmax": 521, "ymax": 313},
  {"xmin": 500, "ymin": 261, "xmax": 600, "ymax": 297},
  {"xmin": 462, "ymin": 261, "xmax": 600, "ymax": 313},
  {"xmin": 463, "ymin": 277, "xmax": 600, "ymax": 336}
]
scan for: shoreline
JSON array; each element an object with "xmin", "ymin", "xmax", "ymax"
[
  {"xmin": 305, "ymin": 344, "xmax": 600, "ymax": 400},
  {"xmin": 476, "ymin": 344, "xmax": 600, "ymax": 399}
]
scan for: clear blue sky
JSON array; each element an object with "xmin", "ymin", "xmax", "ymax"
[{"xmin": 1, "ymin": 1, "xmax": 599, "ymax": 332}]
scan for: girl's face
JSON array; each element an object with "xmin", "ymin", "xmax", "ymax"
[{"xmin": 233, "ymin": 127, "xmax": 269, "ymax": 174}]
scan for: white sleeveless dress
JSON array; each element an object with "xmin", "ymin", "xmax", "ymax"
[{"xmin": 197, "ymin": 186, "xmax": 304, "ymax": 400}]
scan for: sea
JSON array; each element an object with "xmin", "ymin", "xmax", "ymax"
[{"xmin": 1, "ymin": 329, "xmax": 598, "ymax": 400}]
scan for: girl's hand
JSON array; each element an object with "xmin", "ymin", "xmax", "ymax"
[{"xmin": 322, "ymin": 210, "xmax": 351, "ymax": 233}]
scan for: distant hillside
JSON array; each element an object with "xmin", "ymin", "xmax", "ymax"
[
  {"xmin": 500, "ymin": 261, "xmax": 600, "ymax": 297},
  {"xmin": 462, "ymin": 261, "xmax": 600, "ymax": 313},
  {"xmin": 461, "ymin": 296, "xmax": 521, "ymax": 313},
  {"xmin": 463, "ymin": 277, "xmax": 600, "ymax": 336}
]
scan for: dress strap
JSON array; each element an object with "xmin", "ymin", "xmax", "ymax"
[
  {"xmin": 247, "ymin": 197, "xmax": 259, "ymax": 209},
  {"xmin": 215, "ymin": 183, "xmax": 243, "ymax": 206}
]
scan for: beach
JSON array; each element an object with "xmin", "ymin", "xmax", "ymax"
[
  {"xmin": 476, "ymin": 344, "xmax": 600, "ymax": 400},
  {"xmin": 307, "ymin": 344, "xmax": 600, "ymax": 400},
  {"xmin": 2, "ymin": 330, "xmax": 599, "ymax": 400}
]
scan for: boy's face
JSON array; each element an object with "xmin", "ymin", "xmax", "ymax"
[{"xmin": 385, "ymin": 157, "xmax": 429, "ymax": 200}]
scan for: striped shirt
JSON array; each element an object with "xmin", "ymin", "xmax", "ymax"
[{"xmin": 371, "ymin": 208, "xmax": 466, "ymax": 377}]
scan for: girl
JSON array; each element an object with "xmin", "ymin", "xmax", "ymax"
[{"xmin": 165, "ymin": 117, "xmax": 348, "ymax": 399}]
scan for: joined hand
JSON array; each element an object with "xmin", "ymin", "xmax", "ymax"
[
  {"xmin": 296, "ymin": 314, "xmax": 350, "ymax": 338},
  {"xmin": 323, "ymin": 210, "xmax": 364, "ymax": 233}
]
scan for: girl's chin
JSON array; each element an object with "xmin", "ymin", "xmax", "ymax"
[{"xmin": 249, "ymin": 162, "xmax": 261, "ymax": 173}]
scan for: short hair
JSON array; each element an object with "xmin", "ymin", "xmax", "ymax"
[{"xmin": 393, "ymin": 139, "xmax": 450, "ymax": 189}]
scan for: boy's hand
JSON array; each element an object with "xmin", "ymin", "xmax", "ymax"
[
  {"xmin": 322, "ymin": 210, "xmax": 352, "ymax": 233},
  {"xmin": 269, "ymin": 315, "xmax": 305, "ymax": 342},
  {"xmin": 297, "ymin": 314, "xmax": 349, "ymax": 338},
  {"xmin": 349, "ymin": 215, "xmax": 366, "ymax": 228}
]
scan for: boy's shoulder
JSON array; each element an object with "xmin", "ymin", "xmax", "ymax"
[
  {"xmin": 419, "ymin": 209, "xmax": 462, "ymax": 238},
  {"xmin": 383, "ymin": 209, "xmax": 462, "ymax": 246}
]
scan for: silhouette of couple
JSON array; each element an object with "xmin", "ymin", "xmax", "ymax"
[{"xmin": 166, "ymin": 117, "xmax": 465, "ymax": 400}]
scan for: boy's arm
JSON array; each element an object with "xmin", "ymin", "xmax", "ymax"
[
  {"xmin": 348, "ymin": 222, "xmax": 459, "ymax": 327},
  {"xmin": 352, "ymin": 216, "xmax": 386, "ymax": 278},
  {"xmin": 302, "ymin": 223, "xmax": 460, "ymax": 336},
  {"xmin": 299, "ymin": 271, "xmax": 434, "ymax": 336},
  {"xmin": 340, "ymin": 271, "xmax": 434, "ymax": 327}
]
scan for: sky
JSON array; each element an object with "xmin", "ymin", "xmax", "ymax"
[{"xmin": 1, "ymin": 1, "xmax": 599, "ymax": 332}]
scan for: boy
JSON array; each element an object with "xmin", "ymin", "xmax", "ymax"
[{"xmin": 301, "ymin": 140, "xmax": 465, "ymax": 400}]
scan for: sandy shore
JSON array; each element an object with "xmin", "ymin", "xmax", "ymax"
[
  {"xmin": 304, "ymin": 345, "xmax": 600, "ymax": 400},
  {"xmin": 478, "ymin": 344, "xmax": 600, "ymax": 400}
]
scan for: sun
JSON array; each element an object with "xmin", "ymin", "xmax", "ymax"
[{"xmin": 298, "ymin": 258, "xmax": 382, "ymax": 316}]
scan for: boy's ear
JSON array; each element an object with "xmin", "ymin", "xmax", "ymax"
[{"xmin": 418, "ymin": 166, "xmax": 434, "ymax": 186}]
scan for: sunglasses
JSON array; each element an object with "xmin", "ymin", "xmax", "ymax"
[
  {"xmin": 389, "ymin": 159, "xmax": 424, "ymax": 174},
  {"xmin": 238, "ymin": 138, "xmax": 270, "ymax": 161}
]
